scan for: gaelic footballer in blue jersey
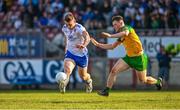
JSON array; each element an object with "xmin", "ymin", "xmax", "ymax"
[{"xmin": 58, "ymin": 12, "xmax": 92, "ymax": 93}]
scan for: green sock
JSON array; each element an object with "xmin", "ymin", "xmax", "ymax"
[
  {"xmin": 105, "ymin": 87, "xmax": 111, "ymax": 92},
  {"xmin": 156, "ymin": 79, "xmax": 160, "ymax": 85}
]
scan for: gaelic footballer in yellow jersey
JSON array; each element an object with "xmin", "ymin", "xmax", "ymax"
[
  {"xmin": 117, "ymin": 25, "xmax": 143, "ymax": 57},
  {"xmin": 91, "ymin": 15, "xmax": 163, "ymax": 97}
]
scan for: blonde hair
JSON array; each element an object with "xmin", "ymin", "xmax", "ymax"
[
  {"xmin": 112, "ymin": 15, "xmax": 123, "ymax": 22},
  {"xmin": 63, "ymin": 12, "xmax": 74, "ymax": 22}
]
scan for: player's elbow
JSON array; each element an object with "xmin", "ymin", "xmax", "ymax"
[
  {"xmin": 86, "ymin": 36, "xmax": 91, "ymax": 44},
  {"xmin": 87, "ymin": 38, "xmax": 91, "ymax": 44}
]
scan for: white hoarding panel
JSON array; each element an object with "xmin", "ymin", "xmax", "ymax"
[
  {"xmin": 108, "ymin": 37, "xmax": 180, "ymax": 58},
  {"xmin": 0, "ymin": 60, "xmax": 42, "ymax": 84}
]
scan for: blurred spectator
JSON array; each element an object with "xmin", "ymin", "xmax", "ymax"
[
  {"xmin": 18, "ymin": 0, "xmax": 39, "ymax": 6},
  {"xmin": 38, "ymin": 11, "xmax": 48, "ymax": 28},
  {"xmin": 156, "ymin": 45, "xmax": 172, "ymax": 89},
  {"xmin": 100, "ymin": 0, "xmax": 112, "ymax": 26},
  {"xmin": 82, "ymin": 6, "xmax": 94, "ymax": 23},
  {"xmin": 52, "ymin": 0, "xmax": 63, "ymax": 10},
  {"xmin": 47, "ymin": 13, "xmax": 59, "ymax": 28},
  {"xmin": 0, "ymin": 0, "xmax": 7, "ymax": 13},
  {"xmin": 24, "ymin": 4, "xmax": 35, "ymax": 28}
]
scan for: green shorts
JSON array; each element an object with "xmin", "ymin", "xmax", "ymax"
[{"xmin": 122, "ymin": 53, "xmax": 148, "ymax": 71}]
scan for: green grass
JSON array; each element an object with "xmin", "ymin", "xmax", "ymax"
[{"xmin": 0, "ymin": 90, "xmax": 180, "ymax": 109}]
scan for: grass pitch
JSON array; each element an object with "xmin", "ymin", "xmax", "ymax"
[{"xmin": 0, "ymin": 90, "xmax": 180, "ymax": 109}]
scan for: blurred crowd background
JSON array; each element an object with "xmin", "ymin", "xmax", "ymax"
[
  {"xmin": 0, "ymin": 0, "xmax": 180, "ymax": 33},
  {"xmin": 0, "ymin": 0, "xmax": 180, "ymax": 57}
]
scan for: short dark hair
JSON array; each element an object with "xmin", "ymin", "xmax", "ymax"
[
  {"xmin": 63, "ymin": 12, "xmax": 74, "ymax": 22},
  {"xmin": 112, "ymin": 15, "xmax": 123, "ymax": 22}
]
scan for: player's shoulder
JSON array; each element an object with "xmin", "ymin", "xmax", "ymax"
[
  {"xmin": 121, "ymin": 25, "xmax": 133, "ymax": 31},
  {"xmin": 75, "ymin": 23, "xmax": 85, "ymax": 29},
  {"xmin": 75, "ymin": 23, "xmax": 86, "ymax": 32},
  {"xmin": 124, "ymin": 25, "xmax": 131, "ymax": 29},
  {"xmin": 62, "ymin": 24, "xmax": 67, "ymax": 30},
  {"xmin": 62, "ymin": 24, "xmax": 68, "ymax": 32}
]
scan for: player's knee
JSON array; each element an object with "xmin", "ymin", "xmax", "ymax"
[{"xmin": 110, "ymin": 68, "xmax": 118, "ymax": 76}]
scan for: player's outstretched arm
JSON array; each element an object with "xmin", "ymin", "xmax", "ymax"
[
  {"xmin": 100, "ymin": 32, "xmax": 111, "ymax": 38},
  {"xmin": 91, "ymin": 37, "xmax": 121, "ymax": 50},
  {"xmin": 100, "ymin": 30, "xmax": 129, "ymax": 38}
]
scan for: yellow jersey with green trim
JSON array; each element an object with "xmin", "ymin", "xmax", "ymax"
[{"xmin": 117, "ymin": 25, "xmax": 143, "ymax": 57}]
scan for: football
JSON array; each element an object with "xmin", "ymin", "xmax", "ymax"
[{"xmin": 55, "ymin": 72, "xmax": 67, "ymax": 83}]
